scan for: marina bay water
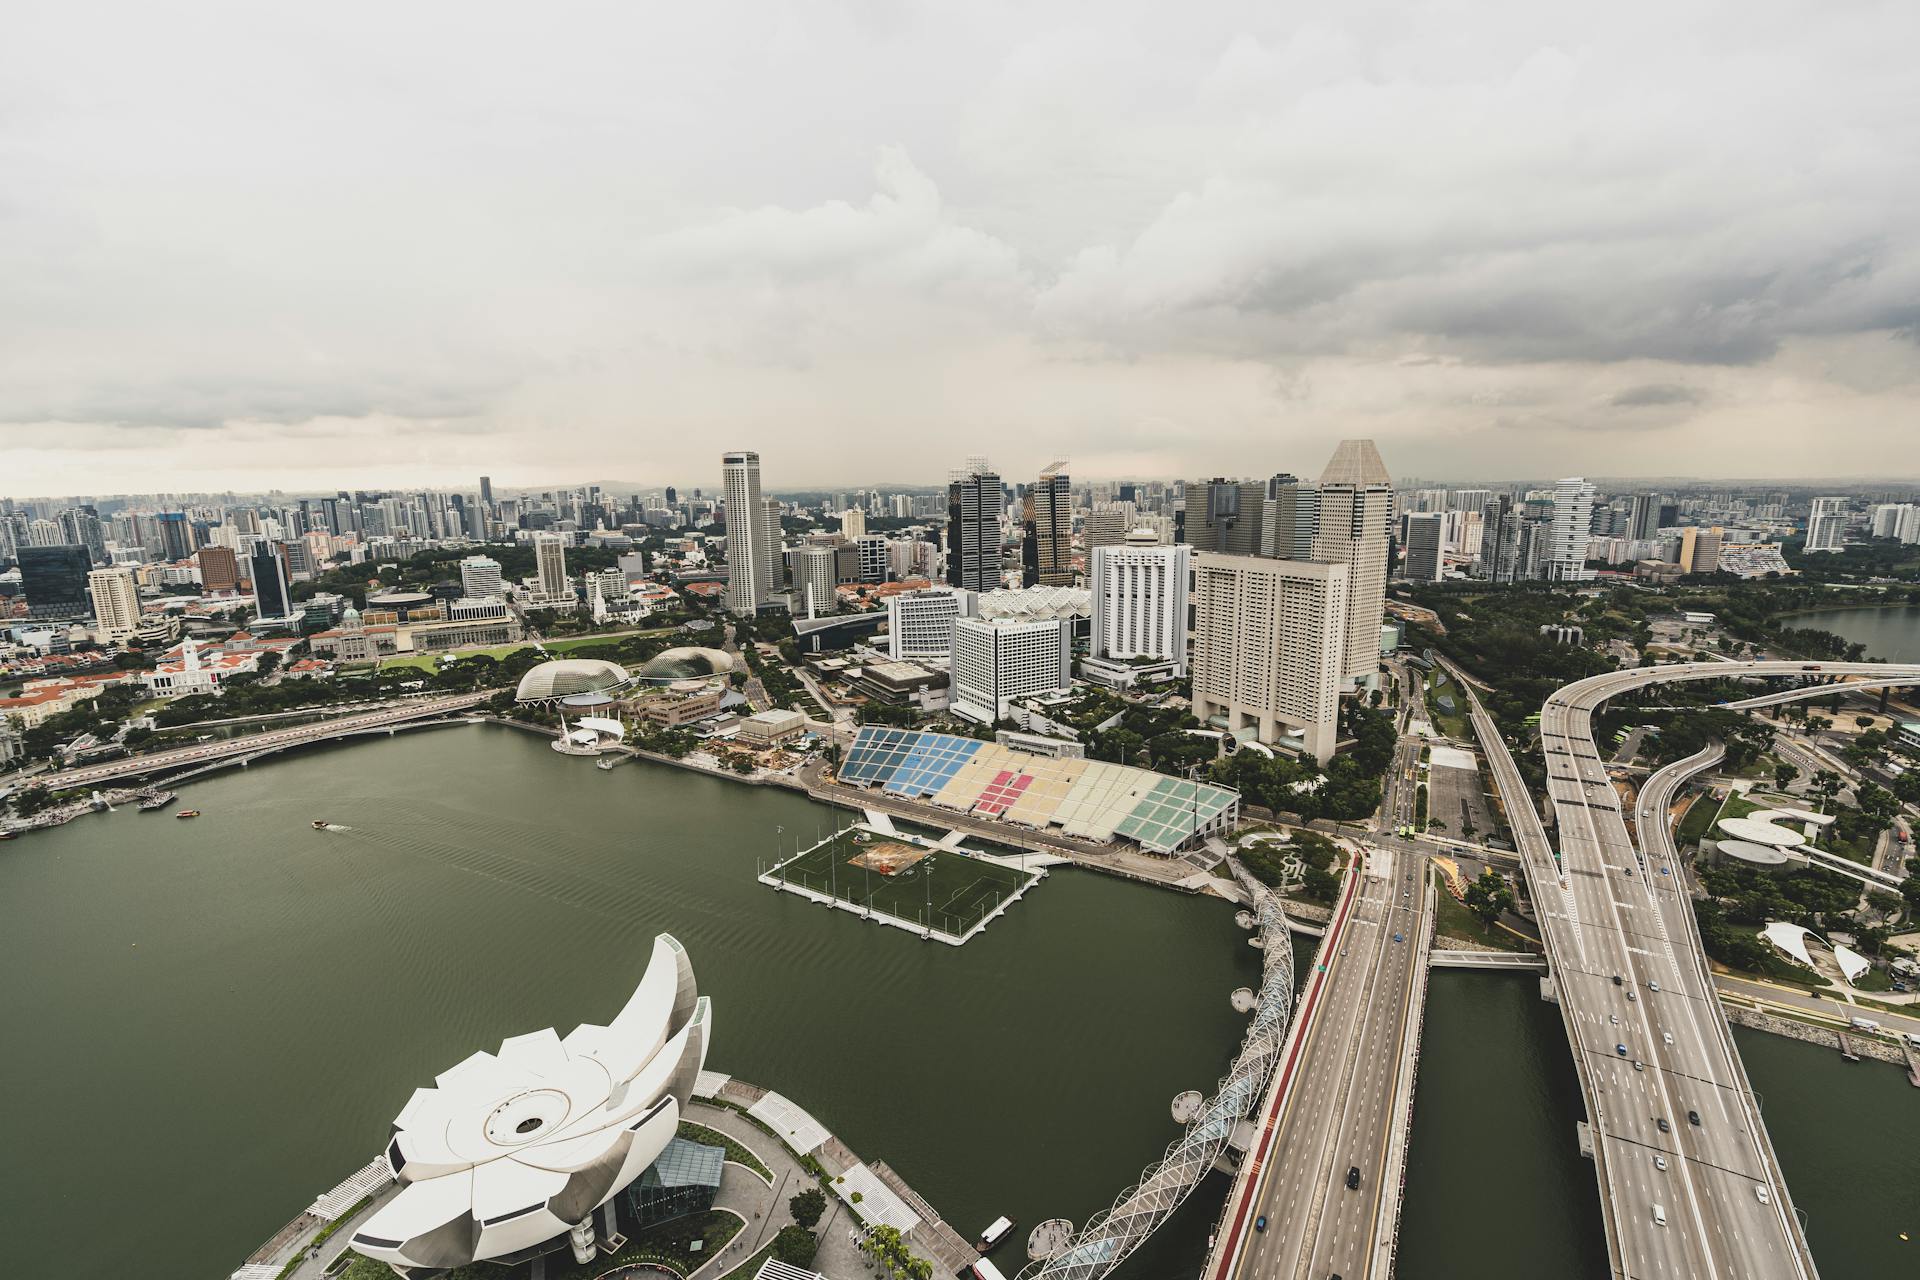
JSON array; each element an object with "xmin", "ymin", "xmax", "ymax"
[
  {"xmin": 0, "ymin": 725, "xmax": 1260, "ymax": 1280},
  {"xmin": 4, "ymin": 725, "xmax": 1914, "ymax": 1279},
  {"xmin": 1786, "ymin": 602, "xmax": 1920, "ymax": 663},
  {"xmin": 1398, "ymin": 973, "xmax": 1920, "ymax": 1279}
]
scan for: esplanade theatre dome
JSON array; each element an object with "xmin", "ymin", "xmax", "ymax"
[
  {"xmin": 636, "ymin": 646, "xmax": 735, "ymax": 684},
  {"xmin": 515, "ymin": 658, "xmax": 632, "ymax": 704}
]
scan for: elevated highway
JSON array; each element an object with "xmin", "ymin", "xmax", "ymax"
[
  {"xmin": 1206, "ymin": 846, "xmax": 1431, "ymax": 1280},
  {"xmin": 1464, "ymin": 660, "xmax": 1920, "ymax": 1278},
  {"xmin": 22, "ymin": 693, "xmax": 490, "ymax": 791}
]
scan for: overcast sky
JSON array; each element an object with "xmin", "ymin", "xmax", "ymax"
[{"xmin": 4, "ymin": 1, "xmax": 1918, "ymax": 497}]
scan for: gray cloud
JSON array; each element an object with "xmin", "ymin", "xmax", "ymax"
[
  {"xmin": 3, "ymin": 1, "xmax": 1920, "ymax": 493},
  {"xmin": 1609, "ymin": 383, "xmax": 1705, "ymax": 408}
]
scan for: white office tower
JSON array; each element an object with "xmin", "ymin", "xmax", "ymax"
[
  {"xmin": 532, "ymin": 532, "xmax": 569, "ymax": 597},
  {"xmin": 1089, "ymin": 543, "xmax": 1189, "ymax": 675},
  {"xmin": 949, "ymin": 615, "xmax": 1074, "ymax": 724},
  {"xmin": 722, "ymin": 451, "xmax": 776, "ymax": 613},
  {"xmin": 1310, "ymin": 439, "xmax": 1393, "ymax": 686},
  {"xmin": 1891, "ymin": 505, "xmax": 1920, "ymax": 545},
  {"xmin": 1870, "ymin": 504, "xmax": 1906, "ymax": 539},
  {"xmin": 855, "ymin": 534, "xmax": 889, "ymax": 583},
  {"xmin": 1083, "ymin": 501, "xmax": 1138, "ymax": 552},
  {"xmin": 1402, "ymin": 512, "xmax": 1445, "ymax": 583},
  {"xmin": 1262, "ymin": 474, "xmax": 1319, "ymax": 559},
  {"xmin": 791, "ymin": 545, "xmax": 837, "ymax": 617},
  {"xmin": 460, "ymin": 554, "xmax": 504, "ymax": 599},
  {"xmin": 840, "ymin": 506, "xmax": 866, "ymax": 538},
  {"xmin": 1191, "ymin": 554, "xmax": 1348, "ymax": 764},
  {"xmin": 887, "ymin": 587, "xmax": 976, "ymax": 661},
  {"xmin": 1803, "ymin": 495, "xmax": 1849, "ymax": 553},
  {"xmin": 1543, "ymin": 477, "xmax": 1597, "ymax": 581},
  {"xmin": 88, "ymin": 566, "xmax": 141, "ymax": 642}
]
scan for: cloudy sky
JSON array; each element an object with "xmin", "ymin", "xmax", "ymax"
[{"xmin": 5, "ymin": 1, "xmax": 1918, "ymax": 497}]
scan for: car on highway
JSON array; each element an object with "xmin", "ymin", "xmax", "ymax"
[
  {"xmin": 1393, "ymin": 932, "xmax": 1403, "ymax": 943},
  {"xmin": 1648, "ymin": 980, "xmax": 1660, "ymax": 992},
  {"xmin": 1652, "ymin": 1203, "xmax": 1667, "ymax": 1228},
  {"xmin": 1656, "ymin": 1117, "xmax": 1671, "ymax": 1133},
  {"xmin": 1633, "ymin": 1060, "xmax": 1644, "ymax": 1072},
  {"xmin": 1345, "ymin": 1166, "xmax": 1361, "ymax": 1190},
  {"xmin": 1662, "ymin": 1031, "xmax": 1673, "ymax": 1045},
  {"xmin": 1687, "ymin": 1110, "xmax": 1700, "ymax": 1126},
  {"xmin": 1254, "ymin": 1215, "xmax": 1266, "ymax": 1233},
  {"xmin": 1615, "ymin": 1043, "xmax": 1628, "ymax": 1056},
  {"xmin": 1755, "ymin": 1185, "xmax": 1770, "ymax": 1205},
  {"xmin": 1626, "ymin": 990, "xmax": 1637, "ymax": 1002},
  {"xmin": 1612, "ymin": 974, "xmax": 1622, "ymax": 986},
  {"xmin": 1653, "ymin": 1154, "xmax": 1667, "ymax": 1171}
]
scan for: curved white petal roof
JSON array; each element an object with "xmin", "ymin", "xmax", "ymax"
[{"xmin": 352, "ymin": 935, "xmax": 708, "ymax": 1271}]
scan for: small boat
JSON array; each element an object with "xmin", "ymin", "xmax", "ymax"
[
  {"xmin": 312, "ymin": 820, "xmax": 330, "ymax": 830},
  {"xmin": 176, "ymin": 810, "xmax": 201, "ymax": 819},
  {"xmin": 596, "ymin": 758, "xmax": 616, "ymax": 771},
  {"xmin": 978, "ymin": 1216, "xmax": 1016, "ymax": 1254},
  {"xmin": 0, "ymin": 830, "xmax": 17, "ymax": 840}
]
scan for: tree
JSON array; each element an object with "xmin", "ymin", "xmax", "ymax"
[
  {"xmin": 789, "ymin": 1187, "xmax": 826, "ymax": 1229},
  {"xmin": 1856, "ymin": 716, "xmax": 1876, "ymax": 730},
  {"xmin": 1773, "ymin": 762, "xmax": 1800, "ymax": 792},
  {"xmin": 1463, "ymin": 870, "xmax": 1514, "ymax": 927},
  {"xmin": 771, "ymin": 1226, "xmax": 818, "ymax": 1268}
]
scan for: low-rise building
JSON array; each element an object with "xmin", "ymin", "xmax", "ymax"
[
  {"xmin": 141, "ymin": 637, "xmax": 261, "ymax": 697},
  {"xmin": 635, "ymin": 686, "xmax": 728, "ymax": 727},
  {"xmin": 738, "ymin": 707, "xmax": 807, "ymax": 746},
  {"xmin": 852, "ymin": 660, "xmax": 947, "ymax": 707}
]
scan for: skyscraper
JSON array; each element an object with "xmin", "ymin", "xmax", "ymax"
[
  {"xmin": 949, "ymin": 615, "xmax": 1074, "ymax": 724},
  {"xmin": 1627, "ymin": 493, "xmax": 1664, "ymax": 542},
  {"xmin": 460, "ymin": 554, "xmax": 504, "ymax": 599},
  {"xmin": 1083, "ymin": 501, "xmax": 1137, "ymax": 553},
  {"xmin": 1804, "ymin": 497, "xmax": 1849, "ymax": 553},
  {"xmin": 479, "ymin": 476, "xmax": 494, "ymax": 506},
  {"xmin": 533, "ymin": 532, "xmax": 570, "ymax": 600},
  {"xmin": 248, "ymin": 541, "xmax": 295, "ymax": 621},
  {"xmin": 1402, "ymin": 512, "xmax": 1445, "ymax": 583},
  {"xmin": 1190, "ymin": 553, "xmax": 1348, "ymax": 763},
  {"xmin": 19, "ymin": 544, "xmax": 94, "ymax": 620},
  {"xmin": 1089, "ymin": 542, "xmax": 1189, "ymax": 676},
  {"xmin": 1544, "ymin": 477, "xmax": 1597, "ymax": 581},
  {"xmin": 1022, "ymin": 462, "xmax": 1073, "ymax": 587},
  {"xmin": 721, "ymin": 451, "xmax": 777, "ymax": 614},
  {"xmin": 196, "ymin": 545, "xmax": 240, "ymax": 594},
  {"xmin": 1262, "ymin": 473, "xmax": 1320, "ymax": 559},
  {"xmin": 88, "ymin": 566, "xmax": 141, "ymax": 641},
  {"xmin": 1182, "ymin": 478, "xmax": 1267, "ymax": 555},
  {"xmin": 790, "ymin": 545, "xmax": 837, "ymax": 617},
  {"xmin": 946, "ymin": 459, "xmax": 1002, "ymax": 592},
  {"xmin": 1310, "ymin": 439, "xmax": 1394, "ymax": 686}
]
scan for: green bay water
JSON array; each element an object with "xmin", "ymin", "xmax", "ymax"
[
  {"xmin": 1785, "ymin": 602, "xmax": 1920, "ymax": 662},
  {"xmin": 0, "ymin": 726, "xmax": 1260, "ymax": 1280},
  {"xmin": 1397, "ymin": 973, "xmax": 1920, "ymax": 1279}
]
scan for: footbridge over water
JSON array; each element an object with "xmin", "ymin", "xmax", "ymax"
[{"xmin": 1015, "ymin": 860, "xmax": 1296, "ymax": 1280}]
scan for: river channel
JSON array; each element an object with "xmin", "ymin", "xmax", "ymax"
[{"xmin": 2, "ymin": 726, "xmax": 1913, "ymax": 1279}]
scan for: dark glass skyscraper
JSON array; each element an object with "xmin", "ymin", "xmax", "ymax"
[
  {"xmin": 19, "ymin": 544, "xmax": 93, "ymax": 620},
  {"xmin": 946, "ymin": 462, "xmax": 1002, "ymax": 592},
  {"xmin": 249, "ymin": 542, "xmax": 294, "ymax": 620}
]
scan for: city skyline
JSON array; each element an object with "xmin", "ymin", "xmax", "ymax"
[{"xmin": 6, "ymin": 3, "xmax": 1920, "ymax": 494}]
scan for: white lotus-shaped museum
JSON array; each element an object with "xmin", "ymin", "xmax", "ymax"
[{"xmin": 350, "ymin": 935, "xmax": 710, "ymax": 1273}]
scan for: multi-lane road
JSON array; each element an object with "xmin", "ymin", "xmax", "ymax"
[
  {"xmin": 1469, "ymin": 659, "xmax": 1920, "ymax": 1279},
  {"xmin": 17, "ymin": 692, "xmax": 490, "ymax": 792},
  {"xmin": 1215, "ymin": 844, "xmax": 1430, "ymax": 1280}
]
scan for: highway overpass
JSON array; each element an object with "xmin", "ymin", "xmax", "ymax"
[{"xmin": 1463, "ymin": 659, "xmax": 1920, "ymax": 1279}]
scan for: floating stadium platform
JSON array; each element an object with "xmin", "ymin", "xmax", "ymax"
[{"xmin": 835, "ymin": 727, "xmax": 1239, "ymax": 855}]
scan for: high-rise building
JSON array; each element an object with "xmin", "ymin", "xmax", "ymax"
[
  {"xmin": 479, "ymin": 476, "xmax": 494, "ymax": 507},
  {"xmin": 1543, "ymin": 477, "xmax": 1597, "ymax": 581},
  {"xmin": 1022, "ymin": 462, "xmax": 1073, "ymax": 587},
  {"xmin": 887, "ymin": 588, "xmax": 976, "ymax": 661},
  {"xmin": 1183, "ymin": 478, "xmax": 1267, "ymax": 555},
  {"xmin": 1083, "ymin": 501, "xmax": 1137, "ymax": 553},
  {"xmin": 156, "ymin": 511, "xmax": 193, "ymax": 562},
  {"xmin": 840, "ymin": 507, "xmax": 866, "ymax": 539},
  {"xmin": 946, "ymin": 460, "xmax": 1003, "ymax": 592},
  {"xmin": 196, "ymin": 545, "xmax": 240, "ymax": 594},
  {"xmin": 1627, "ymin": 493, "xmax": 1665, "ymax": 542},
  {"xmin": 1089, "ymin": 542, "xmax": 1189, "ymax": 675},
  {"xmin": 460, "ymin": 554, "xmax": 504, "ymax": 599},
  {"xmin": 854, "ymin": 534, "xmax": 889, "ymax": 584},
  {"xmin": 533, "ymin": 532, "xmax": 570, "ymax": 601},
  {"xmin": 1262, "ymin": 474, "xmax": 1319, "ymax": 559},
  {"xmin": 88, "ymin": 566, "xmax": 142, "ymax": 641},
  {"xmin": 721, "ymin": 451, "xmax": 777, "ymax": 614},
  {"xmin": 248, "ymin": 542, "xmax": 295, "ymax": 621},
  {"xmin": 1804, "ymin": 497, "xmax": 1849, "ymax": 553},
  {"xmin": 1402, "ymin": 512, "xmax": 1445, "ymax": 583},
  {"xmin": 1310, "ymin": 440, "xmax": 1394, "ymax": 686},
  {"xmin": 19, "ymin": 544, "xmax": 94, "ymax": 620},
  {"xmin": 949, "ymin": 615, "xmax": 1074, "ymax": 724},
  {"xmin": 790, "ymin": 546, "xmax": 838, "ymax": 616},
  {"xmin": 1190, "ymin": 553, "xmax": 1348, "ymax": 763}
]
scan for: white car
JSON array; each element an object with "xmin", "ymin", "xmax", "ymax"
[
  {"xmin": 1654, "ymin": 1155, "xmax": 1668, "ymax": 1171},
  {"xmin": 1755, "ymin": 1185, "xmax": 1771, "ymax": 1205}
]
